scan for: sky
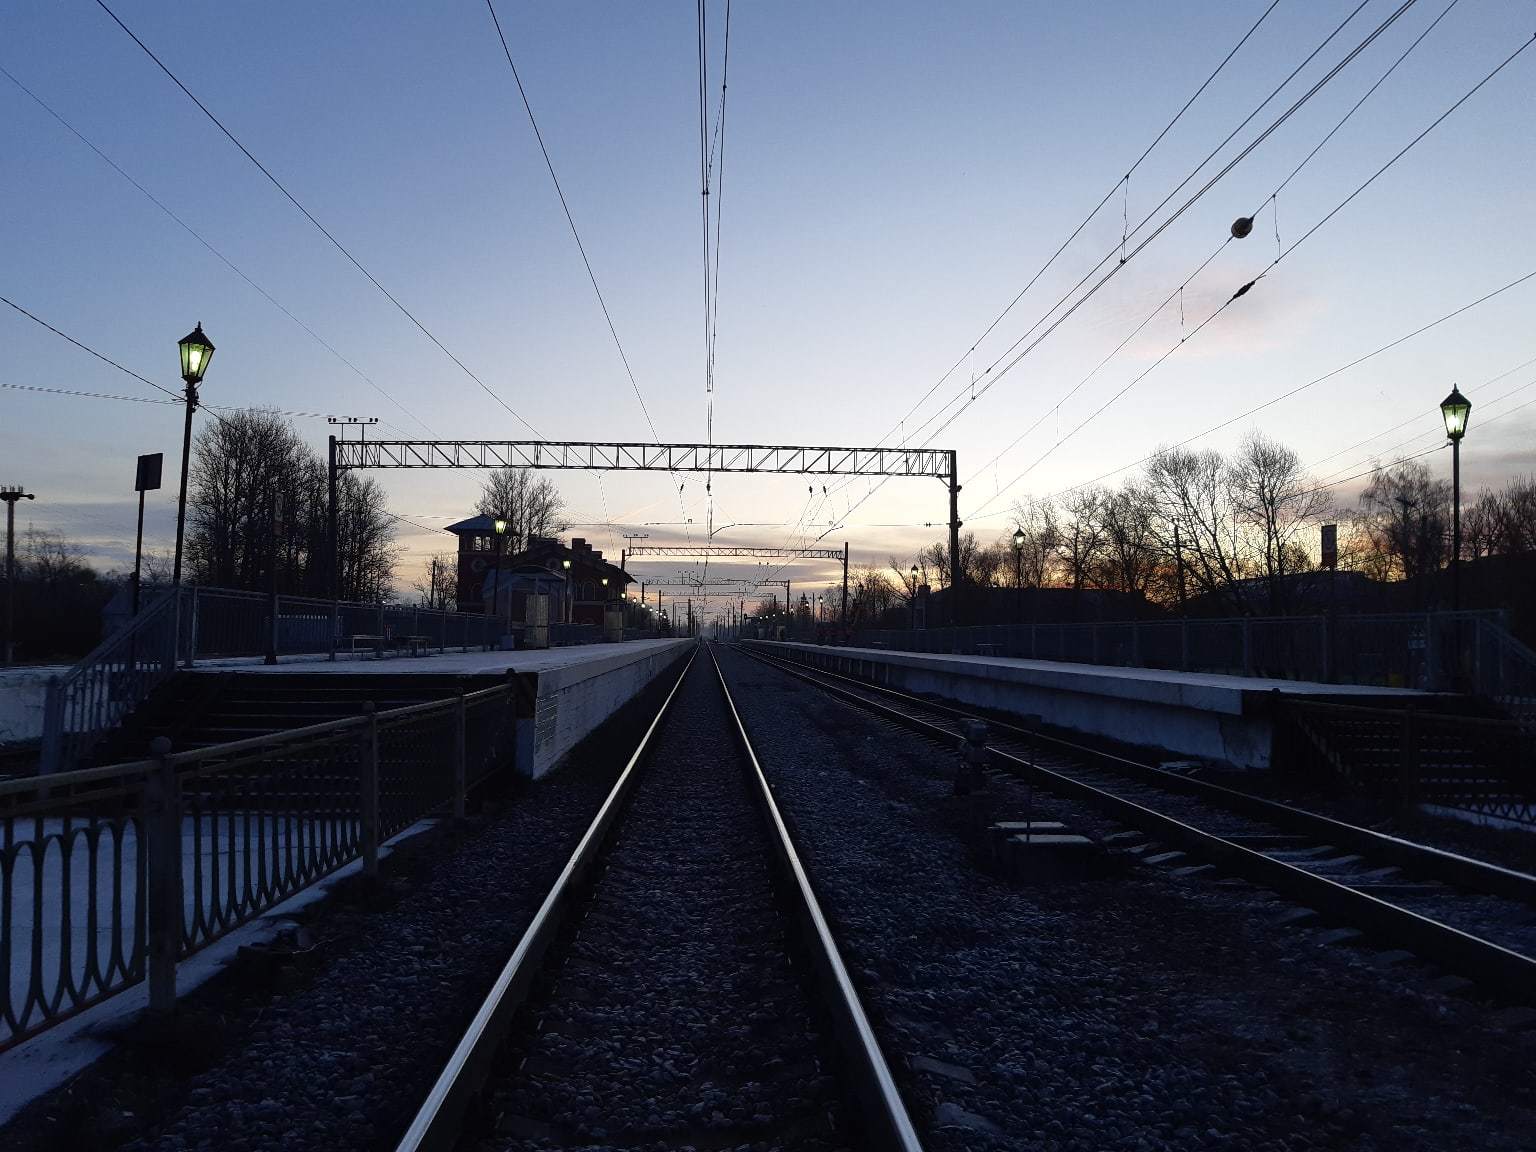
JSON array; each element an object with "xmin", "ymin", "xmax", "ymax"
[{"xmin": 4, "ymin": 1, "xmax": 1534, "ymax": 618}]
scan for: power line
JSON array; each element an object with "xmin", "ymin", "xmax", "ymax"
[
  {"xmin": 865, "ymin": 0, "xmax": 1286, "ymax": 456},
  {"xmin": 2, "ymin": 294, "xmax": 180, "ymax": 400},
  {"xmin": 905, "ymin": 0, "xmax": 1420, "ymax": 457},
  {"xmin": 1007, "ymin": 267, "xmax": 1536, "ymax": 508},
  {"xmin": 0, "ymin": 63, "xmax": 436, "ymax": 435},
  {"xmin": 967, "ymin": 30, "xmax": 1535, "ymax": 517},
  {"xmin": 964, "ymin": 0, "xmax": 1462, "ymax": 493},
  {"xmin": 92, "ymin": 0, "xmax": 539, "ymax": 435},
  {"xmin": 0, "ymin": 379, "xmax": 391, "ymax": 426},
  {"xmin": 799, "ymin": 0, "xmax": 1406, "ymax": 545},
  {"xmin": 481, "ymin": 0, "xmax": 661, "ymax": 444}
]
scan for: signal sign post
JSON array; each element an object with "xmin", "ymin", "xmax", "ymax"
[{"xmin": 133, "ymin": 453, "xmax": 164, "ymax": 616}]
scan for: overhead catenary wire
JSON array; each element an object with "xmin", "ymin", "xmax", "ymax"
[
  {"xmin": 0, "ymin": 64, "xmax": 436, "ymax": 436},
  {"xmin": 963, "ymin": 0, "xmax": 1463, "ymax": 493},
  {"xmin": 92, "ymin": 0, "xmax": 541, "ymax": 436},
  {"xmin": 791, "ymin": 0, "xmax": 1410, "ymax": 553},
  {"xmin": 0, "ymin": 379, "xmax": 395, "ymax": 427},
  {"xmin": 966, "ymin": 30, "xmax": 1536, "ymax": 518}
]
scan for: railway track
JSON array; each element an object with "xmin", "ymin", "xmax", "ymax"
[
  {"xmin": 394, "ymin": 643, "xmax": 922, "ymax": 1152},
  {"xmin": 737, "ymin": 641, "xmax": 1536, "ymax": 1002}
]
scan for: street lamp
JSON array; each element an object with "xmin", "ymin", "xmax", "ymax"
[
  {"xmin": 1440, "ymin": 385, "xmax": 1472, "ymax": 611},
  {"xmin": 172, "ymin": 323, "xmax": 214, "ymax": 586},
  {"xmin": 2, "ymin": 485, "xmax": 36, "ymax": 665},
  {"xmin": 1012, "ymin": 528, "xmax": 1025, "ymax": 626},
  {"xmin": 490, "ymin": 519, "xmax": 507, "ymax": 632},
  {"xmin": 909, "ymin": 564, "xmax": 919, "ymax": 630},
  {"xmin": 561, "ymin": 557, "xmax": 572, "ymax": 623}
]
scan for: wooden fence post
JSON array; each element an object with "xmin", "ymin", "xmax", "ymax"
[{"xmin": 146, "ymin": 736, "xmax": 183, "ymax": 1016}]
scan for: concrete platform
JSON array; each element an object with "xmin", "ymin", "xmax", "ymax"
[
  {"xmin": 195, "ymin": 639, "xmax": 693, "ymax": 779},
  {"xmin": 749, "ymin": 641, "xmax": 1440, "ymax": 770}
]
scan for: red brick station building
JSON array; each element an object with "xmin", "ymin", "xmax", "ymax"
[{"xmin": 445, "ymin": 516, "xmax": 631, "ymax": 626}]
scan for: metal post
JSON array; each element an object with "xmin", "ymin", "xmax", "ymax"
[
  {"xmin": 146, "ymin": 736, "xmax": 182, "ymax": 1016},
  {"xmin": 171, "ymin": 380, "xmax": 197, "ymax": 586},
  {"xmin": 132, "ymin": 487, "xmax": 147, "ymax": 617},
  {"xmin": 360, "ymin": 703, "xmax": 379, "ymax": 876},
  {"xmin": 265, "ymin": 491, "xmax": 280, "ymax": 665},
  {"xmin": 1173, "ymin": 523, "xmax": 1187, "ymax": 617},
  {"xmin": 841, "ymin": 541, "xmax": 849, "ymax": 629},
  {"xmin": 453, "ymin": 692, "xmax": 467, "ymax": 821},
  {"xmin": 1399, "ymin": 706, "xmax": 1420, "ymax": 815},
  {"xmin": 947, "ymin": 451, "xmax": 962, "ymax": 627},
  {"xmin": 181, "ymin": 585, "xmax": 200, "ymax": 670},
  {"xmin": 328, "ymin": 434, "xmax": 340, "ymax": 661},
  {"xmin": 1451, "ymin": 437, "xmax": 1461, "ymax": 613},
  {"xmin": 3, "ymin": 492, "xmax": 17, "ymax": 665}
]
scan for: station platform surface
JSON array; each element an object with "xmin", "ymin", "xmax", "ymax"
[
  {"xmin": 749, "ymin": 641, "xmax": 1440, "ymax": 770},
  {"xmin": 192, "ymin": 638, "xmax": 685, "ymax": 678},
  {"xmin": 193, "ymin": 638, "xmax": 693, "ymax": 779}
]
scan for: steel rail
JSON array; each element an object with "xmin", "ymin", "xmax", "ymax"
[
  {"xmin": 393, "ymin": 646, "xmax": 698, "ymax": 1152},
  {"xmin": 706, "ymin": 643, "xmax": 925, "ymax": 1152},
  {"xmin": 737, "ymin": 644, "xmax": 1536, "ymax": 1002},
  {"xmin": 742, "ymin": 643, "xmax": 1536, "ymax": 907}
]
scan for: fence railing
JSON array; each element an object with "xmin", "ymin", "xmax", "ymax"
[
  {"xmin": 1279, "ymin": 697, "xmax": 1535, "ymax": 827},
  {"xmin": 3, "ymin": 682, "xmax": 517, "ymax": 1053},
  {"xmin": 854, "ymin": 611, "xmax": 1527, "ymax": 696},
  {"xmin": 39, "ymin": 586, "xmax": 504, "ymax": 774}
]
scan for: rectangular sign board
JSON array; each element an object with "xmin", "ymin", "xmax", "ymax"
[
  {"xmin": 135, "ymin": 452, "xmax": 163, "ymax": 493},
  {"xmin": 1321, "ymin": 522, "xmax": 1337, "ymax": 570}
]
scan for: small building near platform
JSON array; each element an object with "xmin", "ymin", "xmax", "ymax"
[{"xmin": 443, "ymin": 519, "xmax": 631, "ymax": 627}]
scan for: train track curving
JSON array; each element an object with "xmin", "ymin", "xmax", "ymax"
[
  {"xmin": 736, "ymin": 641, "xmax": 1536, "ymax": 1002},
  {"xmin": 394, "ymin": 643, "xmax": 922, "ymax": 1152}
]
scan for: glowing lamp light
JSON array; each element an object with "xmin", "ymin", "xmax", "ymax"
[
  {"xmin": 1440, "ymin": 385, "xmax": 1471, "ymax": 441},
  {"xmin": 178, "ymin": 323, "xmax": 215, "ymax": 384}
]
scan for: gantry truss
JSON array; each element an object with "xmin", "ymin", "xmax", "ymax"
[
  {"xmin": 330, "ymin": 440, "xmax": 954, "ymax": 478},
  {"xmin": 625, "ymin": 545, "xmax": 844, "ymax": 561}
]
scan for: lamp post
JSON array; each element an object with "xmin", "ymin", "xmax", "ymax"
[
  {"xmin": 2, "ymin": 485, "xmax": 36, "ymax": 665},
  {"xmin": 909, "ymin": 563, "xmax": 919, "ymax": 630},
  {"xmin": 1012, "ymin": 528, "xmax": 1025, "ymax": 626},
  {"xmin": 561, "ymin": 557, "xmax": 572, "ymax": 623},
  {"xmin": 172, "ymin": 324, "xmax": 214, "ymax": 586},
  {"xmin": 1440, "ymin": 385, "xmax": 1471, "ymax": 612},
  {"xmin": 490, "ymin": 519, "xmax": 507, "ymax": 634}
]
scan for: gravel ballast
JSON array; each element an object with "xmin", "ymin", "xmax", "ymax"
[
  {"xmin": 0, "ymin": 656, "xmax": 686, "ymax": 1152},
  {"xmin": 717, "ymin": 644, "xmax": 1536, "ymax": 1152},
  {"xmin": 471, "ymin": 652, "xmax": 849, "ymax": 1151}
]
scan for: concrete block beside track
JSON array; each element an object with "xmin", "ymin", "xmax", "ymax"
[{"xmin": 747, "ymin": 640, "xmax": 1436, "ymax": 770}]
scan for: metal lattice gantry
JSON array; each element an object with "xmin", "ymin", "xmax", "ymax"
[
  {"xmin": 327, "ymin": 438, "xmax": 966, "ymax": 624},
  {"xmin": 624, "ymin": 545, "xmax": 844, "ymax": 560},
  {"xmin": 329, "ymin": 440, "xmax": 953, "ymax": 478}
]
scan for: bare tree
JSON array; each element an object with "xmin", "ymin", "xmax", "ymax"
[
  {"xmin": 187, "ymin": 409, "xmax": 399, "ymax": 599},
  {"xmin": 1007, "ymin": 497, "xmax": 1060, "ymax": 588},
  {"xmin": 1357, "ymin": 459, "xmax": 1449, "ymax": 592},
  {"xmin": 1228, "ymin": 433, "xmax": 1331, "ymax": 613},
  {"xmin": 1095, "ymin": 484, "xmax": 1163, "ymax": 597},
  {"xmin": 1145, "ymin": 446, "xmax": 1250, "ymax": 614},
  {"xmin": 846, "ymin": 565, "xmax": 898, "ymax": 627},
  {"xmin": 1055, "ymin": 487, "xmax": 1108, "ymax": 599},
  {"xmin": 476, "ymin": 470, "xmax": 569, "ymax": 553},
  {"xmin": 1465, "ymin": 475, "xmax": 1536, "ymax": 558},
  {"xmin": 412, "ymin": 552, "xmax": 458, "ymax": 610}
]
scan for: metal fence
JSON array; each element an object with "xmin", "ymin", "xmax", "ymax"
[
  {"xmin": 39, "ymin": 587, "xmax": 503, "ymax": 774},
  {"xmin": 1279, "ymin": 697, "xmax": 1535, "ymax": 827},
  {"xmin": 3, "ymin": 683, "xmax": 517, "ymax": 1052},
  {"xmin": 855, "ymin": 611, "xmax": 1534, "ymax": 698}
]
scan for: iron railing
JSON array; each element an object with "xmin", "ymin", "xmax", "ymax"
[
  {"xmin": 854, "ymin": 611, "xmax": 1526, "ymax": 695},
  {"xmin": 3, "ymin": 683, "xmax": 517, "ymax": 1052},
  {"xmin": 39, "ymin": 587, "xmax": 503, "ymax": 774},
  {"xmin": 1280, "ymin": 697, "xmax": 1535, "ymax": 827}
]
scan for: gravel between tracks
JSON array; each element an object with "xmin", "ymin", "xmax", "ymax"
[
  {"xmin": 471, "ymin": 653, "xmax": 848, "ymax": 1152},
  {"xmin": 718, "ymin": 644, "xmax": 1536, "ymax": 1152},
  {"xmin": 0, "ymin": 660, "xmax": 684, "ymax": 1152}
]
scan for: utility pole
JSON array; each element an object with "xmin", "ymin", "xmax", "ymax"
[
  {"xmin": 2, "ymin": 485, "xmax": 36, "ymax": 665},
  {"xmin": 327, "ymin": 418, "xmax": 376, "ymax": 659},
  {"xmin": 1173, "ymin": 523, "xmax": 1187, "ymax": 616},
  {"xmin": 947, "ymin": 450, "xmax": 962, "ymax": 628},
  {"xmin": 841, "ymin": 541, "xmax": 849, "ymax": 630}
]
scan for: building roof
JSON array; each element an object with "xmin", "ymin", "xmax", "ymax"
[{"xmin": 444, "ymin": 514, "xmax": 499, "ymax": 535}]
